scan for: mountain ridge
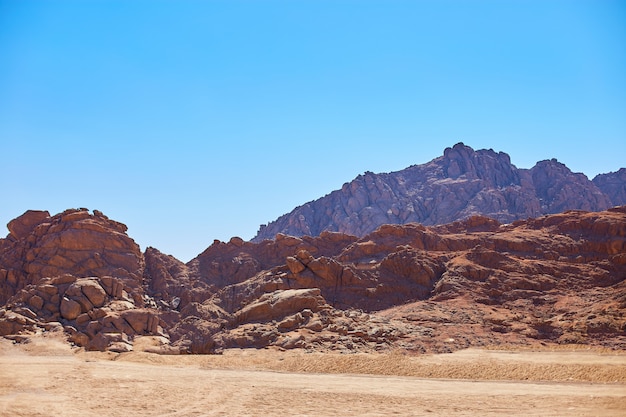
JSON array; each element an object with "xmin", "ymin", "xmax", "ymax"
[
  {"xmin": 1, "ymin": 144, "xmax": 624, "ymax": 354},
  {"xmin": 253, "ymin": 143, "xmax": 621, "ymax": 242}
]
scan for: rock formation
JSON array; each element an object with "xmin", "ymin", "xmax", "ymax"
[
  {"xmin": 253, "ymin": 143, "xmax": 618, "ymax": 241},
  {"xmin": 594, "ymin": 168, "xmax": 626, "ymax": 207},
  {"xmin": 0, "ymin": 209, "xmax": 159, "ymax": 352},
  {"xmin": 1, "ymin": 206, "xmax": 625, "ymax": 354},
  {"xmin": 0, "ymin": 208, "xmax": 143, "ymax": 306}
]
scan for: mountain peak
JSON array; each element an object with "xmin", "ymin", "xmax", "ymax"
[{"xmin": 253, "ymin": 145, "xmax": 619, "ymax": 241}]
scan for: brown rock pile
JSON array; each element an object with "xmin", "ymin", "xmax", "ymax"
[
  {"xmin": 0, "ymin": 208, "xmax": 143, "ymax": 306},
  {"xmin": 1, "ymin": 206, "xmax": 625, "ymax": 354},
  {"xmin": 0, "ymin": 209, "xmax": 160, "ymax": 352},
  {"xmin": 0, "ymin": 274, "xmax": 161, "ymax": 352},
  {"xmin": 160, "ymin": 207, "xmax": 626, "ymax": 353}
]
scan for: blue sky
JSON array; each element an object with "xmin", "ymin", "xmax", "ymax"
[{"xmin": 1, "ymin": 0, "xmax": 625, "ymax": 261}]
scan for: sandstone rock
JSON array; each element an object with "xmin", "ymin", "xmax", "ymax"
[
  {"xmin": 65, "ymin": 326, "xmax": 90, "ymax": 346},
  {"xmin": 0, "ymin": 208, "xmax": 144, "ymax": 305},
  {"xmin": 121, "ymin": 309, "xmax": 159, "ymax": 334},
  {"xmin": 0, "ymin": 310, "xmax": 31, "ymax": 335},
  {"xmin": 277, "ymin": 312, "xmax": 305, "ymax": 331},
  {"xmin": 305, "ymin": 319, "xmax": 324, "ymax": 332},
  {"xmin": 7, "ymin": 210, "xmax": 50, "ymax": 240},
  {"xmin": 286, "ymin": 256, "xmax": 306, "ymax": 274},
  {"xmin": 87, "ymin": 332, "xmax": 132, "ymax": 352},
  {"xmin": 2, "ymin": 205, "xmax": 626, "ymax": 354},
  {"xmin": 379, "ymin": 249, "xmax": 443, "ymax": 287},
  {"xmin": 64, "ymin": 278, "xmax": 107, "ymax": 309},
  {"xmin": 143, "ymin": 247, "xmax": 211, "ymax": 309},
  {"xmin": 169, "ymin": 317, "xmax": 224, "ymax": 354},
  {"xmin": 108, "ymin": 341, "xmax": 134, "ymax": 353},
  {"xmin": 99, "ymin": 276, "xmax": 124, "ymax": 298},
  {"xmin": 234, "ymin": 289, "xmax": 325, "ymax": 324},
  {"xmin": 178, "ymin": 301, "xmax": 231, "ymax": 322},
  {"xmin": 60, "ymin": 297, "xmax": 81, "ymax": 320},
  {"xmin": 29, "ymin": 294, "xmax": 44, "ymax": 310},
  {"xmin": 306, "ymin": 257, "xmax": 344, "ymax": 282}
]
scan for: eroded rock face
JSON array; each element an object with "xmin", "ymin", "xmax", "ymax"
[
  {"xmin": 0, "ymin": 209, "xmax": 164, "ymax": 352},
  {"xmin": 6, "ymin": 210, "xmax": 51, "ymax": 241},
  {"xmin": 0, "ymin": 274, "xmax": 164, "ymax": 352},
  {"xmin": 186, "ymin": 232, "xmax": 357, "ymax": 292},
  {"xmin": 594, "ymin": 168, "xmax": 626, "ymax": 207},
  {"xmin": 0, "ymin": 208, "xmax": 144, "ymax": 305},
  {"xmin": 150, "ymin": 207, "xmax": 625, "ymax": 353},
  {"xmin": 143, "ymin": 246, "xmax": 212, "ymax": 311},
  {"xmin": 253, "ymin": 143, "xmax": 618, "ymax": 241},
  {"xmin": 1, "ymin": 207, "xmax": 625, "ymax": 354},
  {"xmin": 530, "ymin": 159, "xmax": 611, "ymax": 214}
]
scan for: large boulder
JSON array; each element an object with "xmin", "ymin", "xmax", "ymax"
[
  {"xmin": 7, "ymin": 210, "xmax": 50, "ymax": 240},
  {"xmin": 234, "ymin": 288, "xmax": 325, "ymax": 324}
]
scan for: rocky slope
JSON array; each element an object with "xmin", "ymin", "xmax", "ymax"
[
  {"xmin": 594, "ymin": 168, "xmax": 626, "ymax": 207},
  {"xmin": 253, "ymin": 143, "xmax": 618, "ymax": 241},
  {"xmin": 1, "ymin": 207, "xmax": 624, "ymax": 354}
]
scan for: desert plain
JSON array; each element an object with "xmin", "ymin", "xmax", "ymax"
[{"xmin": 1, "ymin": 332, "xmax": 625, "ymax": 417}]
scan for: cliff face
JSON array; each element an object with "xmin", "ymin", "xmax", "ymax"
[
  {"xmin": 253, "ymin": 143, "xmax": 616, "ymax": 242},
  {"xmin": 594, "ymin": 168, "xmax": 626, "ymax": 207},
  {"xmin": 1, "ymin": 207, "xmax": 625, "ymax": 354}
]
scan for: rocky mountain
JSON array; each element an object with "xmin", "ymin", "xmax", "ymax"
[
  {"xmin": 1, "ymin": 207, "xmax": 625, "ymax": 354},
  {"xmin": 593, "ymin": 168, "xmax": 626, "ymax": 207},
  {"xmin": 253, "ymin": 143, "xmax": 619, "ymax": 241}
]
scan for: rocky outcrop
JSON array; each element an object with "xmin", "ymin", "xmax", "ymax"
[
  {"xmin": 594, "ymin": 168, "xmax": 626, "ymax": 206},
  {"xmin": 529, "ymin": 159, "xmax": 611, "ymax": 214},
  {"xmin": 0, "ymin": 208, "xmax": 144, "ymax": 306},
  {"xmin": 0, "ymin": 209, "xmax": 164, "ymax": 352},
  {"xmin": 186, "ymin": 232, "xmax": 358, "ymax": 292},
  {"xmin": 143, "ymin": 246, "xmax": 213, "ymax": 311},
  {"xmin": 253, "ymin": 143, "xmax": 619, "ymax": 241},
  {"xmin": 1, "ymin": 206, "xmax": 625, "ymax": 354},
  {"xmin": 0, "ymin": 274, "xmax": 163, "ymax": 352},
  {"xmin": 163, "ymin": 207, "xmax": 625, "ymax": 353}
]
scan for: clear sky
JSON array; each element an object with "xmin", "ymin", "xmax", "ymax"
[{"xmin": 1, "ymin": 0, "xmax": 625, "ymax": 262}]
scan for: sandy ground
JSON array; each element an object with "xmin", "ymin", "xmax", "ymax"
[{"xmin": 1, "ymin": 334, "xmax": 625, "ymax": 417}]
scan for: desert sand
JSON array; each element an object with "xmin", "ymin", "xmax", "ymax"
[{"xmin": 1, "ymin": 333, "xmax": 625, "ymax": 417}]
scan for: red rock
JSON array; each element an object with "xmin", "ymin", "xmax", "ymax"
[
  {"xmin": 0, "ymin": 208, "xmax": 143, "ymax": 305},
  {"xmin": 2, "ymin": 206, "xmax": 626, "ymax": 354},
  {"xmin": 60, "ymin": 297, "xmax": 81, "ymax": 320},
  {"xmin": 234, "ymin": 289, "xmax": 325, "ymax": 324},
  {"xmin": 121, "ymin": 309, "xmax": 159, "ymax": 334},
  {"xmin": 7, "ymin": 210, "xmax": 50, "ymax": 240},
  {"xmin": 87, "ymin": 332, "xmax": 132, "ymax": 351},
  {"xmin": 286, "ymin": 256, "xmax": 306, "ymax": 274},
  {"xmin": 80, "ymin": 279, "xmax": 107, "ymax": 307},
  {"xmin": 28, "ymin": 294, "xmax": 44, "ymax": 310}
]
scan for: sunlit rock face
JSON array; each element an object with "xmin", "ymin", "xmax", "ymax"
[
  {"xmin": 5, "ymin": 206, "xmax": 624, "ymax": 354},
  {"xmin": 253, "ymin": 143, "xmax": 614, "ymax": 242},
  {"xmin": 593, "ymin": 168, "xmax": 626, "ymax": 207},
  {"xmin": 0, "ymin": 208, "xmax": 144, "ymax": 305}
]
